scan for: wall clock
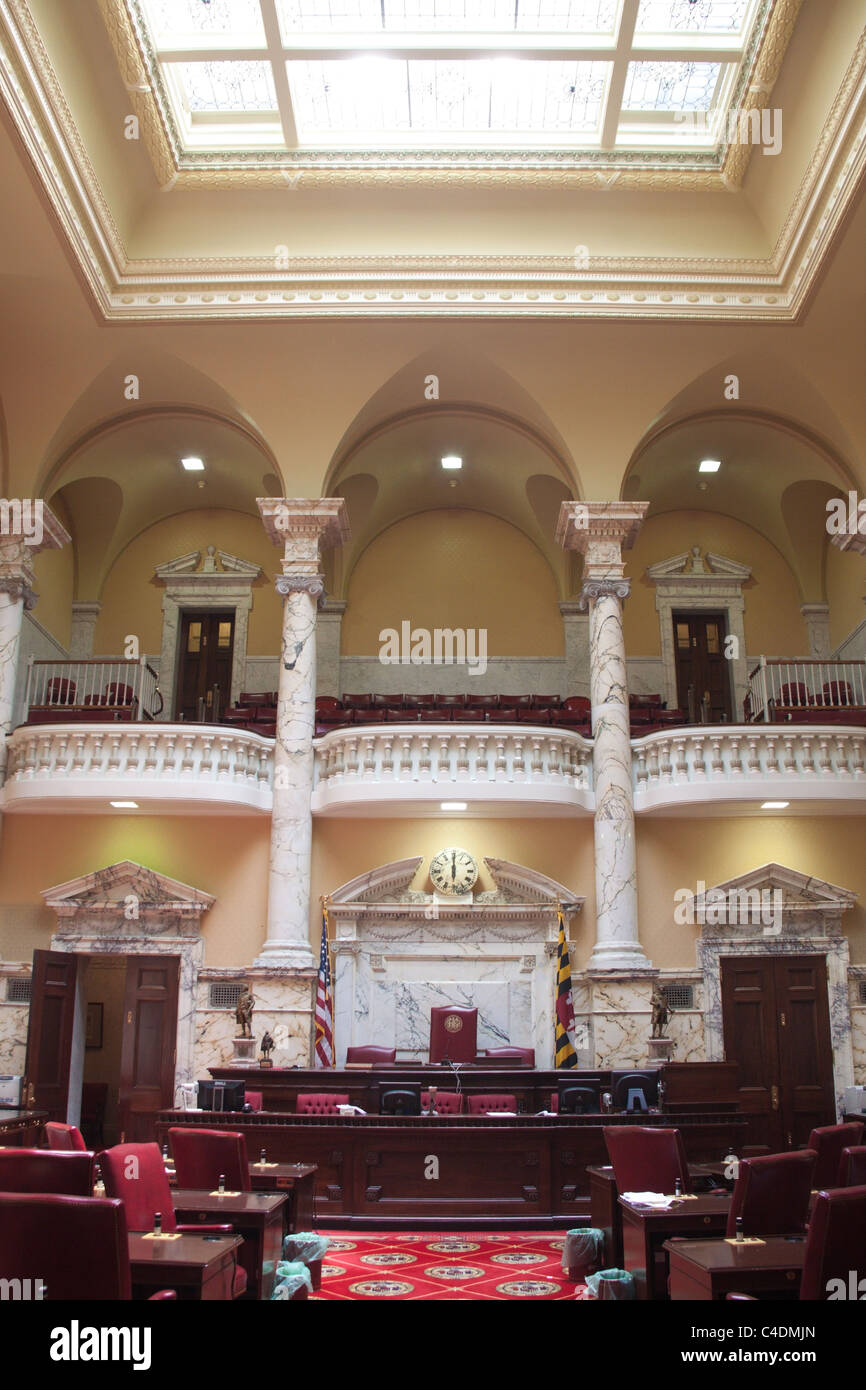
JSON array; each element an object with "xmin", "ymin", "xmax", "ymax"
[{"xmin": 429, "ymin": 847, "xmax": 479, "ymax": 896}]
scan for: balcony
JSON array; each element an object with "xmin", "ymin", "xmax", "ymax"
[
  {"xmin": 745, "ymin": 659, "xmax": 866, "ymax": 724},
  {"xmin": 23, "ymin": 658, "xmax": 163, "ymax": 723}
]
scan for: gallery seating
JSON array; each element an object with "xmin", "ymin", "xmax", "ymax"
[
  {"xmin": 807, "ymin": 1121, "xmax": 865, "ymax": 1187},
  {"xmin": 603, "ymin": 1126, "xmax": 691, "ymax": 1195},
  {"xmin": 466, "ymin": 1094, "xmax": 517, "ymax": 1114},
  {"xmin": 168, "ymin": 1127, "xmax": 251, "ymax": 1192},
  {"xmin": 101, "ymin": 1141, "xmax": 247, "ymax": 1298},
  {"xmin": 725, "ymin": 1150, "xmax": 816, "ymax": 1236},
  {"xmin": 296, "ymin": 1092, "xmax": 350, "ymax": 1115},
  {"xmin": 0, "ymin": 1193, "xmax": 177, "ymax": 1300},
  {"xmin": 839, "ymin": 1146, "xmax": 866, "ymax": 1185},
  {"xmin": 0, "ymin": 1148, "xmax": 94, "ymax": 1196},
  {"xmin": 44, "ymin": 1121, "xmax": 87, "ymax": 1151}
]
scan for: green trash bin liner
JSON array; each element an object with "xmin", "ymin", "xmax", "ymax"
[
  {"xmin": 271, "ymin": 1260, "xmax": 313, "ymax": 1300},
  {"xmin": 562, "ymin": 1228, "xmax": 605, "ymax": 1278},
  {"xmin": 282, "ymin": 1232, "xmax": 330, "ymax": 1264},
  {"xmin": 585, "ymin": 1268, "xmax": 635, "ymax": 1301}
]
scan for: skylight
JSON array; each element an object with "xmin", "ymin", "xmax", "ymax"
[{"xmin": 131, "ymin": 0, "xmax": 768, "ymax": 158}]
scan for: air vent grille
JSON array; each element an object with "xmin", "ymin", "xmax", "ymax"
[
  {"xmin": 662, "ymin": 984, "xmax": 694, "ymax": 1010},
  {"xmin": 858, "ymin": 980, "xmax": 866, "ymax": 1005},
  {"xmin": 6, "ymin": 978, "xmax": 32, "ymax": 1003},
  {"xmin": 209, "ymin": 983, "xmax": 243, "ymax": 1010}
]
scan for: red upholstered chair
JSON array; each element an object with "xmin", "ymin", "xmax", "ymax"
[
  {"xmin": 296, "ymin": 1093, "xmax": 350, "ymax": 1115},
  {"xmin": 725, "ymin": 1150, "xmax": 816, "ymax": 1237},
  {"xmin": 603, "ymin": 1126, "xmax": 691, "ymax": 1195},
  {"xmin": 822, "ymin": 680, "xmax": 854, "ymax": 706},
  {"xmin": 245, "ymin": 1091, "xmax": 263, "ymax": 1112},
  {"xmin": 0, "ymin": 1148, "xmax": 94, "ymax": 1195},
  {"xmin": 807, "ymin": 1122, "xmax": 865, "ymax": 1188},
  {"xmin": 44, "ymin": 1121, "xmax": 87, "ymax": 1152},
  {"xmin": 346, "ymin": 1046, "xmax": 397, "ymax": 1064},
  {"xmin": 168, "ymin": 1127, "xmax": 251, "ymax": 1192},
  {"xmin": 482, "ymin": 1047, "xmax": 536, "ymax": 1066},
  {"xmin": 422, "ymin": 1091, "xmax": 463, "ymax": 1115},
  {"xmin": 101, "ymin": 1142, "xmax": 246, "ymax": 1297},
  {"xmin": 839, "ymin": 1146, "xmax": 866, "ymax": 1186},
  {"xmin": 799, "ymin": 1185, "xmax": 866, "ymax": 1300},
  {"xmin": 0, "ymin": 1193, "xmax": 176, "ymax": 1300},
  {"xmin": 777, "ymin": 682, "xmax": 811, "ymax": 706},
  {"xmin": 467, "ymin": 1094, "xmax": 517, "ymax": 1114},
  {"xmin": 46, "ymin": 676, "xmax": 77, "ymax": 705},
  {"xmin": 341, "ymin": 694, "xmax": 372, "ymax": 710},
  {"xmin": 465, "ymin": 694, "xmax": 498, "ymax": 710}
]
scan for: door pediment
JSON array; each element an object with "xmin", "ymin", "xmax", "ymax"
[{"xmin": 42, "ymin": 860, "xmax": 214, "ymax": 934}]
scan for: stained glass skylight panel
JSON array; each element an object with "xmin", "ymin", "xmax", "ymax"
[
  {"xmin": 623, "ymin": 60, "xmax": 721, "ymax": 112},
  {"xmin": 140, "ymin": 0, "xmax": 266, "ymax": 44},
  {"xmin": 169, "ymin": 61, "xmax": 278, "ymax": 113},
  {"xmin": 635, "ymin": 0, "xmax": 753, "ymax": 34},
  {"xmin": 277, "ymin": 0, "xmax": 618, "ymax": 35}
]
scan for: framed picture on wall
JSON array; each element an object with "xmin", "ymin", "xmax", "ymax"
[{"xmin": 85, "ymin": 1002, "xmax": 103, "ymax": 1050}]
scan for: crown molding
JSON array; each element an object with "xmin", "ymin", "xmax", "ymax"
[{"xmin": 0, "ymin": 1, "xmax": 864, "ymax": 321}]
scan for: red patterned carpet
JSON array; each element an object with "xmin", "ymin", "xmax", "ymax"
[{"xmin": 313, "ymin": 1231, "xmax": 593, "ymax": 1300}]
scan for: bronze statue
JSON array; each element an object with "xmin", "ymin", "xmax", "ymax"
[
  {"xmin": 650, "ymin": 983, "xmax": 670, "ymax": 1039},
  {"xmin": 235, "ymin": 984, "xmax": 255, "ymax": 1039},
  {"xmin": 260, "ymin": 1030, "xmax": 275, "ymax": 1062}
]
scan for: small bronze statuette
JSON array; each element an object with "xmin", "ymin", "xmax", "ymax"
[
  {"xmin": 235, "ymin": 984, "xmax": 255, "ymax": 1040},
  {"xmin": 260, "ymin": 1030, "xmax": 275, "ymax": 1068},
  {"xmin": 650, "ymin": 983, "xmax": 670, "ymax": 1039}
]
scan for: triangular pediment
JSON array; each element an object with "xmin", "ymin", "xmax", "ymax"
[
  {"xmin": 155, "ymin": 547, "xmax": 261, "ymax": 581},
  {"xmin": 42, "ymin": 860, "xmax": 215, "ymax": 917},
  {"xmin": 647, "ymin": 547, "xmax": 752, "ymax": 584},
  {"xmin": 327, "ymin": 856, "xmax": 582, "ymax": 914},
  {"xmin": 696, "ymin": 863, "xmax": 856, "ymax": 911}
]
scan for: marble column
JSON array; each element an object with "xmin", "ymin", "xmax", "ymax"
[
  {"xmin": 256, "ymin": 499, "xmax": 350, "ymax": 968},
  {"xmin": 556, "ymin": 501, "xmax": 650, "ymax": 972},
  {"xmin": 0, "ymin": 505, "xmax": 70, "ymax": 786},
  {"xmin": 69, "ymin": 601, "xmax": 102, "ymax": 659},
  {"xmin": 559, "ymin": 600, "xmax": 590, "ymax": 698},
  {"xmin": 800, "ymin": 602, "xmax": 831, "ymax": 659}
]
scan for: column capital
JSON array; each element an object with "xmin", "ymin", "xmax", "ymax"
[
  {"xmin": 274, "ymin": 574, "xmax": 325, "ymax": 599},
  {"xmin": 555, "ymin": 501, "xmax": 649, "ymax": 556},
  {"xmin": 578, "ymin": 578, "xmax": 631, "ymax": 610},
  {"xmin": 258, "ymin": 497, "xmax": 350, "ymax": 567}
]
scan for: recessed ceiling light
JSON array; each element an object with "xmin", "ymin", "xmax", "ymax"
[
  {"xmin": 441, "ymin": 455, "xmax": 462, "ymax": 471},
  {"xmin": 699, "ymin": 459, "xmax": 721, "ymax": 473},
  {"xmin": 440, "ymin": 801, "xmax": 467, "ymax": 811},
  {"xmin": 181, "ymin": 456, "xmax": 205, "ymax": 471},
  {"xmin": 110, "ymin": 800, "xmax": 139, "ymax": 809},
  {"xmin": 761, "ymin": 801, "xmax": 789, "ymax": 810}
]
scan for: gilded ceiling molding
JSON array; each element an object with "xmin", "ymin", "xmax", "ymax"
[{"xmin": 0, "ymin": 0, "xmax": 864, "ymax": 321}]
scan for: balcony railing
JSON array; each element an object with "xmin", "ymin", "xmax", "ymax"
[
  {"xmin": 746, "ymin": 658, "xmax": 866, "ymax": 723},
  {"xmin": 311, "ymin": 722, "xmax": 594, "ymax": 815},
  {"xmin": 2, "ymin": 724, "xmax": 273, "ymax": 813},
  {"xmin": 633, "ymin": 725, "xmax": 866, "ymax": 812},
  {"xmin": 23, "ymin": 659, "xmax": 163, "ymax": 722}
]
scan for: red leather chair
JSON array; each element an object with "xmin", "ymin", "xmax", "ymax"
[
  {"xmin": 807, "ymin": 1122, "xmax": 865, "ymax": 1187},
  {"xmin": 0, "ymin": 1148, "xmax": 94, "ymax": 1195},
  {"xmin": 0, "ymin": 1193, "xmax": 176, "ymax": 1300},
  {"xmin": 44, "ymin": 1121, "xmax": 87, "ymax": 1152},
  {"xmin": 467, "ymin": 1094, "xmax": 517, "ymax": 1115},
  {"xmin": 799, "ymin": 1185, "xmax": 866, "ymax": 1300},
  {"xmin": 603, "ymin": 1126, "xmax": 691, "ymax": 1195},
  {"xmin": 101, "ymin": 1142, "xmax": 246, "ymax": 1298},
  {"xmin": 822, "ymin": 680, "xmax": 854, "ymax": 706},
  {"xmin": 839, "ymin": 1146, "xmax": 866, "ymax": 1186},
  {"xmin": 346, "ymin": 1046, "xmax": 397, "ymax": 1064},
  {"xmin": 421, "ymin": 1091, "xmax": 463, "ymax": 1115},
  {"xmin": 46, "ymin": 676, "xmax": 77, "ymax": 705},
  {"xmin": 296, "ymin": 1093, "xmax": 350, "ymax": 1115},
  {"xmin": 725, "ymin": 1150, "xmax": 816, "ymax": 1237},
  {"xmin": 482, "ymin": 1046, "xmax": 536, "ymax": 1066},
  {"xmin": 168, "ymin": 1127, "xmax": 251, "ymax": 1192},
  {"xmin": 778, "ymin": 682, "xmax": 811, "ymax": 706},
  {"xmin": 245, "ymin": 1091, "xmax": 263, "ymax": 1112}
]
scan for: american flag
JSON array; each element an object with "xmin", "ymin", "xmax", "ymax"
[{"xmin": 314, "ymin": 907, "xmax": 334, "ymax": 1068}]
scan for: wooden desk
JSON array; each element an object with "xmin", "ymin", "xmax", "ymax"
[
  {"xmin": 589, "ymin": 1163, "xmax": 730, "ymax": 1266},
  {"xmin": 248, "ymin": 1162, "xmax": 317, "ymax": 1231},
  {"xmin": 665, "ymin": 1236, "xmax": 806, "ymax": 1301},
  {"xmin": 0, "ymin": 1109, "xmax": 47, "ymax": 1147},
  {"xmin": 128, "ymin": 1232, "xmax": 243, "ymax": 1301},
  {"xmin": 171, "ymin": 1190, "xmax": 287, "ymax": 1300},
  {"xmin": 620, "ymin": 1194, "xmax": 731, "ymax": 1300},
  {"xmin": 158, "ymin": 1110, "xmax": 747, "ymax": 1227}
]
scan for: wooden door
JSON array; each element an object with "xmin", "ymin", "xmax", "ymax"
[
  {"xmin": 175, "ymin": 611, "xmax": 234, "ymax": 722},
  {"xmin": 23, "ymin": 950, "xmax": 79, "ymax": 1120},
  {"xmin": 118, "ymin": 956, "xmax": 180, "ymax": 1142},
  {"xmin": 673, "ymin": 612, "xmax": 732, "ymax": 722},
  {"xmin": 721, "ymin": 956, "xmax": 835, "ymax": 1150}
]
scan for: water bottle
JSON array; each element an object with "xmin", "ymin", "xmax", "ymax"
[
  {"xmin": 674, "ymin": 1176, "xmax": 682, "ymax": 1198},
  {"xmin": 218, "ymin": 1173, "xmax": 226, "ymax": 1195},
  {"xmin": 153, "ymin": 1211, "xmax": 162, "ymax": 1236},
  {"xmin": 735, "ymin": 1216, "xmax": 744, "ymax": 1243},
  {"xmin": 260, "ymin": 1148, "xmax": 267, "ymax": 1165}
]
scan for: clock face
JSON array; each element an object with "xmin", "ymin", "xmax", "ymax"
[{"xmin": 430, "ymin": 847, "xmax": 479, "ymax": 896}]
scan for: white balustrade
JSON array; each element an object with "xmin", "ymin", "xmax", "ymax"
[
  {"xmin": 633, "ymin": 725, "xmax": 866, "ymax": 812},
  {"xmin": 311, "ymin": 722, "xmax": 594, "ymax": 814},
  {"xmin": 2, "ymin": 724, "xmax": 273, "ymax": 812},
  {"xmin": 746, "ymin": 658, "xmax": 866, "ymax": 722}
]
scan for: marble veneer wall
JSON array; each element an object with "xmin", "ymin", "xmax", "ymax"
[{"xmin": 193, "ymin": 969, "xmax": 314, "ymax": 1080}]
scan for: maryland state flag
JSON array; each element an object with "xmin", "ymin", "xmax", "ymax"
[{"xmin": 554, "ymin": 908, "xmax": 577, "ymax": 1068}]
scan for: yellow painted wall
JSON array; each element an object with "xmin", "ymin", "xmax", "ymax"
[
  {"xmin": 625, "ymin": 512, "xmax": 807, "ymax": 658},
  {"xmin": 826, "ymin": 540, "xmax": 866, "ymax": 651},
  {"xmin": 0, "ymin": 814, "xmax": 270, "ymax": 968},
  {"xmin": 342, "ymin": 509, "xmax": 564, "ymax": 658},
  {"xmin": 94, "ymin": 511, "xmax": 282, "ymax": 656}
]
